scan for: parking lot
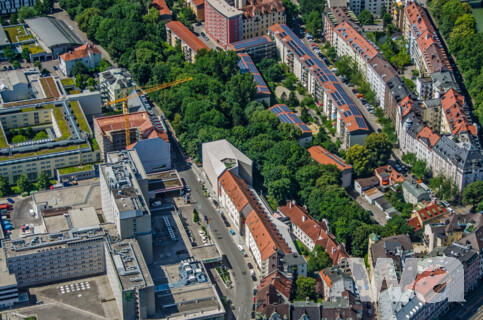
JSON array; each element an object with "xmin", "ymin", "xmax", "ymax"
[{"xmin": 191, "ymin": 22, "xmax": 224, "ymax": 50}]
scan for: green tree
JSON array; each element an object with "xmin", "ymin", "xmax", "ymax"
[
  {"xmin": 12, "ymin": 60, "xmax": 21, "ymax": 69},
  {"xmin": 76, "ymin": 8, "xmax": 102, "ymax": 32},
  {"xmin": 3, "ymin": 46, "xmax": 18, "ymax": 62},
  {"xmin": 358, "ymin": 10, "xmax": 374, "ymax": 25},
  {"xmin": 411, "ymin": 160, "xmax": 428, "ymax": 180},
  {"xmin": 72, "ymin": 61, "xmax": 89, "ymax": 77},
  {"xmin": 429, "ymin": 175, "xmax": 457, "ymax": 200},
  {"xmin": 0, "ymin": 176, "xmax": 11, "ymax": 197},
  {"xmin": 306, "ymin": 10, "xmax": 322, "ymax": 36},
  {"xmin": 193, "ymin": 209, "xmax": 199, "ymax": 223},
  {"xmin": 87, "ymin": 77, "xmax": 95, "ymax": 87},
  {"xmin": 33, "ymin": 131, "xmax": 48, "ymax": 140},
  {"xmin": 364, "ymin": 133, "xmax": 392, "ymax": 167},
  {"xmin": 345, "ymin": 144, "xmax": 372, "ymax": 177},
  {"xmin": 21, "ymin": 47, "xmax": 30, "ymax": 61},
  {"xmin": 18, "ymin": 6, "xmax": 37, "ymax": 22},
  {"xmin": 9, "ymin": 14, "xmax": 18, "ymax": 25},
  {"xmin": 12, "ymin": 135, "xmax": 27, "ymax": 143},
  {"xmin": 143, "ymin": 7, "xmax": 159, "ymax": 24},
  {"xmin": 402, "ymin": 153, "xmax": 417, "ymax": 166},
  {"xmin": 34, "ymin": 60, "xmax": 41, "ymax": 68},
  {"xmin": 36, "ymin": 171, "xmax": 51, "ymax": 190},
  {"xmin": 16, "ymin": 174, "xmax": 32, "ymax": 193},
  {"xmin": 75, "ymin": 74, "xmax": 85, "ymax": 90},
  {"xmin": 24, "ymin": 127, "xmax": 33, "ymax": 139},
  {"xmin": 326, "ymin": 46, "xmax": 337, "ymax": 61},
  {"xmin": 307, "ymin": 245, "xmax": 332, "ymax": 274},
  {"xmin": 462, "ymin": 181, "xmax": 483, "ymax": 209},
  {"xmin": 295, "ymin": 276, "xmax": 317, "ymax": 301}
]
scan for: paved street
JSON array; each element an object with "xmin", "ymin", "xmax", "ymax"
[{"xmin": 442, "ymin": 285, "xmax": 483, "ymax": 320}]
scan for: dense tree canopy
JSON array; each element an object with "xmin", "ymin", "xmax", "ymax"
[
  {"xmin": 358, "ymin": 10, "xmax": 374, "ymax": 25},
  {"xmin": 462, "ymin": 181, "xmax": 483, "ymax": 209}
]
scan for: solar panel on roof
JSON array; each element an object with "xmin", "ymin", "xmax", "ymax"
[
  {"xmin": 299, "ymin": 124, "xmax": 311, "ymax": 132},
  {"xmin": 356, "ymin": 117, "xmax": 368, "ymax": 129},
  {"xmin": 232, "ymin": 36, "xmax": 270, "ymax": 50},
  {"xmin": 248, "ymin": 63, "xmax": 258, "ymax": 74},
  {"xmin": 253, "ymin": 74, "xmax": 267, "ymax": 86},
  {"xmin": 279, "ymin": 114, "xmax": 292, "ymax": 123},
  {"xmin": 270, "ymin": 106, "xmax": 281, "ymax": 114},
  {"xmin": 279, "ymin": 105, "xmax": 291, "ymax": 112},
  {"xmin": 291, "ymin": 114, "xmax": 303, "ymax": 123}
]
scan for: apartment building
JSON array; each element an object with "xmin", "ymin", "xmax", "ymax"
[
  {"xmin": 308, "ymin": 146, "xmax": 352, "ymax": 188},
  {"xmin": 205, "ymin": 0, "xmax": 243, "ymax": 48},
  {"xmin": 458, "ymin": 226, "xmax": 483, "ymax": 280},
  {"xmin": 403, "ymin": 2, "xmax": 451, "ymax": 76},
  {"xmin": 238, "ymin": 53, "xmax": 271, "ymax": 104},
  {"xmin": 166, "ymin": 21, "xmax": 209, "ymax": 63},
  {"xmin": 228, "ymin": 35, "xmax": 276, "ymax": 62},
  {"xmin": 349, "ymin": 0, "xmax": 391, "ymax": 15},
  {"xmin": 269, "ymin": 104, "xmax": 313, "ymax": 146},
  {"xmin": 0, "ymin": 250, "xmax": 19, "ymax": 308},
  {"xmin": 407, "ymin": 204, "xmax": 448, "ymax": 231},
  {"xmin": 187, "ymin": 0, "xmax": 205, "ymax": 21},
  {"xmin": 240, "ymin": 0, "xmax": 285, "ymax": 40},
  {"xmin": 98, "ymin": 68, "xmax": 136, "ymax": 103},
  {"xmin": 94, "ymin": 111, "xmax": 168, "ymax": 160},
  {"xmin": 402, "ymin": 179, "xmax": 430, "ymax": 204},
  {"xmin": 366, "ymin": 54, "xmax": 397, "ymax": 109},
  {"xmin": 202, "ymin": 139, "xmax": 253, "ymax": 195},
  {"xmin": 269, "ymin": 24, "xmax": 369, "ymax": 148},
  {"xmin": 100, "ymin": 159, "xmax": 154, "ymax": 263},
  {"xmin": 0, "ymin": 100, "xmax": 99, "ymax": 184},
  {"xmin": 0, "ymin": 0, "xmax": 36, "ymax": 14},
  {"xmin": 319, "ymin": 266, "xmax": 355, "ymax": 300},
  {"xmin": 440, "ymin": 89, "xmax": 475, "ymax": 138},
  {"xmin": 278, "ymin": 201, "xmax": 348, "ymax": 265},
  {"xmin": 333, "ymin": 22, "xmax": 379, "ymax": 77},
  {"xmin": 424, "ymin": 214, "xmax": 480, "ymax": 252},
  {"xmin": 323, "ymin": 6, "xmax": 359, "ymax": 45},
  {"xmin": 59, "ymin": 43, "xmax": 101, "ymax": 76},
  {"xmin": 3, "ymin": 226, "xmax": 107, "ymax": 288},
  {"xmin": 443, "ymin": 244, "xmax": 480, "ymax": 294}
]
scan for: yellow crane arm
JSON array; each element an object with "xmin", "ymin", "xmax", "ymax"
[{"xmin": 105, "ymin": 77, "xmax": 193, "ymax": 106}]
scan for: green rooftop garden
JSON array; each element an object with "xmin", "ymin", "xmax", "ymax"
[
  {"xmin": 61, "ymin": 78, "xmax": 75, "ymax": 87},
  {"xmin": 4, "ymin": 25, "xmax": 29, "ymax": 43},
  {"xmin": 0, "ymin": 143, "xmax": 89, "ymax": 162},
  {"xmin": 0, "ymin": 129, "xmax": 7, "ymax": 149},
  {"xmin": 69, "ymin": 101, "xmax": 90, "ymax": 133},
  {"xmin": 91, "ymin": 138, "xmax": 99, "ymax": 151},
  {"xmin": 58, "ymin": 164, "xmax": 94, "ymax": 175},
  {"xmin": 20, "ymin": 105, "xmax": 70, "ymax": 140},
  {"xmin": 17, "ymin": 35, "xmax": 34, "ymax": 42},
  {"xmin": 21, "ymin": 44, "xmax": 43, "ymax": 54}
]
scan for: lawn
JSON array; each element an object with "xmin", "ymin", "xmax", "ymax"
[
  {"xmin": 61, "ymin": 78, "xmax": 75, "ymax": 87},
  {"xmin": 58, "ymin": 164, "xmax": 94, "ymax": 175},
  {"xmin": 69, "ymin": 101, "xmax": 90, "ymax": 133},
  {"xmin": 4, "ymin": 25, "xmax": 29, "ymax": 43}
]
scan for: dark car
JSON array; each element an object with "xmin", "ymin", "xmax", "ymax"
[
  {"xmin": 6, "ymin": 198, "xmax": 14, "ymax": 204},
  {"xmin": 53, "ymin": 66, "xmax": 58, "ymax": 71},
  {"xmin": 253, "ymin": 289, "xmax": 258, "ymax": 296},
  {"xmin": 247, "ymin": 262, "xmax": 253, "ymax": 269}
]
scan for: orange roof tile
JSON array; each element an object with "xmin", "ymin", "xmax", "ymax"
[
  {"xmin": 416, "ymin": 126, "xmax": 440, "ymax": 147},
  {"xmin": 278, "ymin": 202, "xmax": 348, "ymax": 264},
  {"xmin": 441, "ymin": 89, "xmax": 476, "ymax": 137},
  {"xmin": 334, "ymin": 21, "xmax": 378, "ymax": 62},
  {"xmin": 407, "ymin": 216, "xmax": 421, "ymax": 231},
  {"xmin": 190, "ymin": 0, "xmax": 204, "ymax": 7},
  {"xmin": 59, "ymin": 44, "xmax": 101, "ymax": 62},
  {"xmin": 408, "ymin": 268, "xmax": 449, "ymax": 299},
  {"xmin": 308, "ymin": 146, "xmax": 352, "ymax": 171},
  {"xmin": 374, "ymin": 165, "xmax": 405, "ymax": 186},
  {"xmin": 95, "ymin": 111, "xmax": 157, "ymax": 138},
  {"xmin": 258, "ymin": 270, "xmax": 292, "ymax": 299},
  {"xmin": 219, "ymin": 170, "xmax": 254, "ymax": 212},
  {"xmin": 152, "ymin": 0, "xmax": 172, "ymax": 16},
  {"xmin": 241, "ymin": 0, "xmax": 284, "ymax": 18},
  {"xmin": 166, "ymin": 21, "xmax": 209, "ymax": 52},
  {"xmin": 409, "ymin": 204, "xmax": 448, "ymax": 231}
]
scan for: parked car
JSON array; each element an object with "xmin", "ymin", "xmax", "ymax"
[
  {"xmin": 369, "ymin": 110, "xmax": 375, "ymax": 114},
  {"xmin": 248, "ymin": 262, "xmax": 253, "ymax": 269},
  {"xmin": 230, "ymin": 229, "xmax": 236, "ymax": 236},
  {"xmin": 196, "ymin": 21, "xmax": 202, "ymax": 26},
  {"xmin": 6, "ymin": 198, "xmax": 14, "ymax": 204},
  {"xmin": 185, "ymin": 185, "xmax": 191, "ymax": 193},
  {"xmin": 53, "ymin": 66, "xmax": 58, "ymax": 71},
  {"xmin": 311, "ymin": 43, "xmax": 317, "ymax": 47},
  {"xmin": 2, "ymin": 66, "xmax": 6, "ymax": 71}
]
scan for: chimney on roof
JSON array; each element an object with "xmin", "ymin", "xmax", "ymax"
[{"xmin": 302, "ymin": 215, "xmax": 306, "ymax": 222}]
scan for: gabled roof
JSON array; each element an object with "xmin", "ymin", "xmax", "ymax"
[
  {"xmin": 308, "ymin": 146, "xmax": 351, "ymax": 171},
  {"xmin": 369, "ymin": 54, "xmax": 397, "ymax": 84},
  {"xmin": 60, "ymin": 43, "xmax": 100, "ymax": 62},
  {"xmin": 458, "ymin": 225, "xmax": 483, "ymax": 252},
  {"xmin": 152, "ymin": 0, "xmax": 172, "ymax": 16},
  {"xmin": 335, "ymin": 21, "xmax": 378, "ymax": 62},
  {"xmin": 258, "ymin": 270, "xmax": 293, "ymax": 300},
  {"xmin": 219, "ymin": 170, "xmax": 255, "ymax": 213},
  {"xmin": 238, "ymin": 53, "xmax": 270, "ymax": 95},
  {"xmin": 416, "ymin": 126, "xmax": 440, "ymax": 147},
  {"xmin": 166, "ymin": 21, "xmax": 209, "ymax": 52},
  {"xmin": 441, "ymin": 88, "xmax": 476, "ymax": 137},
  {"xmin": 241, "ymin": 0, "xmax": 284, "ymax": 19},
  {"xmin": 411, "ymin": 204, "xmax": 448, "ymax": 231},
  {"xmin": 269, "ymin": 104, "xmax": 311, "ymax": 134}
]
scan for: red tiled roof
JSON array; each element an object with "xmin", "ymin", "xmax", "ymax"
[
  {"xmin": 441, "ymin": 88, "xmax": 476, "ymax": 137},
  {"xmin": 374, "ymin": 165, "xmax": 405, "ymax": 186},
  {"xmin": 166, "ymin": 21, "xmax": 208, "ymax": 52},
  {"xmin": 258, "ymin": 270, "xmax": 292, "ymax": 300},
  {"xmin": 416, "ymin": 126, "xmax": 440, "ymax": 147},
  {"xmin": 152, "ymin": 0, "xmax": 172, "ymax": 16},
  {"xmin": 241, "ymin": 0, "xmax": 284, "ymax": 18},
  {"xmin": 190, "ymin": 0, "xmax": 204, "ymax": 7},
  {"xmin": 308, "ymin": 146, "xmax": 352, "ymax": 171},
  {"xmin": 334, "ymin": 21, "xmax": 378, "ymax": 62},
  {"xmin": 278, "ymin": 202, "xmax": 348, "ymax": 264},
  {"xmin": 409, "ymin": 204, "xmax": 448, "ymax": 231},
  {"xmin": 95, "ymin": 111, "xmax": 157, "ymax": 138},
  {"xmin": 60, "ymin": 44, "xmax": 101, "ymax": 62},
  {"xmin": 219, "ymin": 170, "xmax": 254, "ymax": 212},
  {"xmin": 368, "ymin": 55, "xmax": 397, "ymax": 84}
]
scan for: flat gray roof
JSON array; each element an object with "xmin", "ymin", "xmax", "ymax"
[
  {"xmin": 33, "ymin": 184, "xmax": 101, "ymax": 210},
  {"xmin": 0, "ymin": 25, "xmax": 10, "ymax": 46},
  {"xmin": 25, "ymin": 17, "xmax": 83, "ymax": 48}
]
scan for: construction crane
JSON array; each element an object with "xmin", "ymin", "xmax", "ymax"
[{"xmin": 104, "ymin": 77, "xmax": 192, "ymax": 146}]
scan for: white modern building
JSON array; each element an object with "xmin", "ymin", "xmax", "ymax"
[
  {"xmin": 0, "ymin": 70, "xmax": 32, "ymax": 103},
  {"xmin": 98, "ymin": 68, "xmax": 136, "ymax": 103}
]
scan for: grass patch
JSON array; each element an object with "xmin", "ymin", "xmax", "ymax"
[
  {"xmin": 0, "ymin": 128, "xmax": 7, "ymax": 149},
  {"xmin": 69, "ymin": 101, "xmax": 90, "ymax": 133},
  {"xmin": 402, "ymin": 77, "xmax": 415, "ymax": 91},
  {"xmin": 69, "ymin": 90, "xmax": 81, "ymax": 94},
  {"xmin": 61, "ymin": 78, "xmax": 75, "ymax": 87},
  {"xmin": 0, "ymin": 144, "xmax": 89, "ymax": 161},
  {"xmin": 215, "ymin": 267, "xmax": 231, "ymax": 285},
  {"xmin": 58, "ymin": 164, "xmax": 94, "ymax": 175},
  {"xmin": 91, "ymin": 138, "xmax": 99, "ymax": 151},
  {"xmin": 17, "ymin": 35, "xmax": 34, "ymax": 42},
  {"xmin": 4, "ymin": 25, "xmax": 28, "ymax": 43},
  {"xmin": 266, "ymin": 194, "xmax": 279, "ymax": 211},
  {"xmin": 20, "ymin": 105, "xmax": 70, "ymax": 140},
  {"xmin": 22, "ymin": 44, "xmax": 43, "ymax": 54},
  {"xmin": 295, "ymin": 239, "xmax": 309, "ymax": 256},
  {"xmin": 39, "ymin": 77, "xmax": 60, "ymax": 98}
]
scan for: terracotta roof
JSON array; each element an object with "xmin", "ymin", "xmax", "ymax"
[
  {"xmin": 219, "ymin": 170, "xmax": 254, "ymax": 212},
  {"xmin": 258, "ymin": 270, "xmax": 293, "ymax": 300},
  {"xmin": 368, "ymin": 55, "xmax": 397, "ymax": 84},
  {"xmin": 278, "ymin": 202, "xmax": 348, "ymax": 264},
  {"xmin": 416, "ymin": 126, "xmax": 440, "ymax": 147},
  {"xmin": 246, "ymin": 208, "xmax": 292, "ymax": 261},
  {"xmin": 241, "ymin": 0, "xmax": 284, "ymax": 18},
  {"xmin": 256, "ymin": 302, "xmax": 290, "ymax": 319},
  {"xmin": 441, "ymin": 88, "xmax": 476, "ymax": 137},
  {"xmin": 308, "ymin": 146, "xmax": 351, "ymax": 171},
  {"xmin": 190, "ymin": 0, "xmax": 204, "ymax": 7},
  {"xmin": 374, "ymin": 165, "xmax": 405, "ymax": 186},
  {"xmin": 166, "ymin": 21, "xmax": 209, "ymax": 52},
  {"xmin": 59, "ymin": 43, "xmax": 101, "ymax": 62},
  {"xmin": 410, "ymin": 204, "xmax": 448, "ymax": 231},
  {"xmin": 94, "ymin": 111, "xmax": 157, "ymax": 138},
  {"xmin": 152, "ymin": 0, "xmax": 172, "ymax": 16},
  {"xmin": 408, "ymin": 268, "xmax": 449, "ymax": 299},
  {"xmin": 335, "ymin": 21, "xmax": 378, "ymax": 62}
]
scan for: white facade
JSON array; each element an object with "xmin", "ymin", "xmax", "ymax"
[
  {"xmin": 59, "ymin": 45, "xmax": 101, "ymax": 76},
  {"xmin": 219, "ymin": 183, "xmax": 241, "ymax": 231},
  {"xmin": 349, "ymin": 0, "xmax": 392, "ymax": 15},
  {"xmin": 291, "ymin": 223, "xmax": 316, "ymax": 251},
  {"xmin": 245, "ymin": 223, "xmax": 263, "ymax": 269}
]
